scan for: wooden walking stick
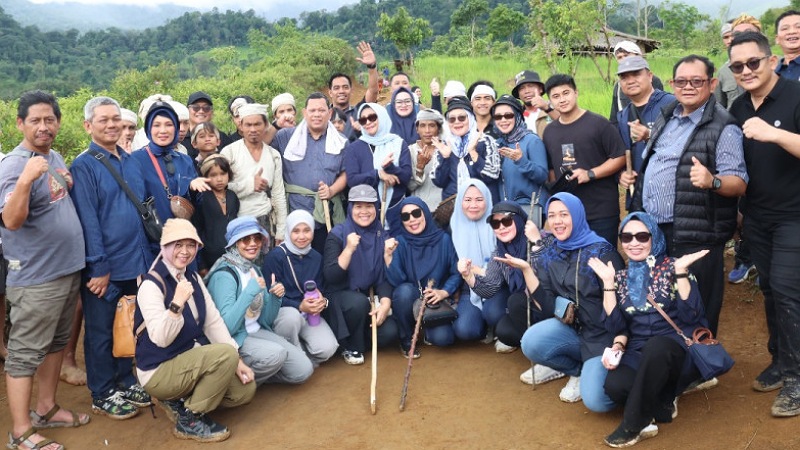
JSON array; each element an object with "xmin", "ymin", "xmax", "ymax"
[
  {"xmin": 370, "ymin": 288, "xmax": 378, "ymax": 414},
  {"xmin": 625, "ymin": 149, "xmax": 634, "ymax": 197},
  {"xmin": 400, "ymin": 279, "xmax": 434, "ymax": 411},
  {"xmin": 322, "ymin": 200, "xmax": 332, "ymax": 232},
  {"xmin": 526, "ymin": 193, "xmax": 537, "ymax": 391},
  {"xmin": 380, "ymin": 183, "xmax": 389, "ymax": 228}
]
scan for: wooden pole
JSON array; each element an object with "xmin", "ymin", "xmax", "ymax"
[
  {"xmin": 625, "ymin": 149, "xmax": 634, "ymax": 197},
  {"xmin": 370, "ymin": 288, "xmax": 378, "ymax": 415}
]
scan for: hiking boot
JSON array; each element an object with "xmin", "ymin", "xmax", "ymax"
[
  {"xmin": 92, "ymin": 390, "xmax": 139, "ymax": 420},
  {"xmin": 753, "ymin": 364, "xmax": 783, "ymax": 392},
  {"xmin": 604, "ymin": 423, "xmax": 658, "ymax": 448},
  {"xmin": 494, "ymin": 340, "xmax": 517, "ymax": 354},
  {"xmin": 159, "ymin": 399, "xmax": 185, "ymax": 424},
  {"xmin": 728, "ymin": 263, "xmax": 756, "ymax": 284},
  {"xmin": 771, "ymin": 379, "xmax": 800, "ymax": 417},
  {"xmin": 121, "ymin": 383, "xmax": 152, "ymax": 408},
  {"xmin": 342, "ymin": 350, "xmax": 364, "ymax": 365},
  {"xmin": 400, "ymin": 343, "xmax": 421, "ymax": 360},
  {"xmin": 174, "ymin": 408, "xmax": 230, "ymax": 442},
  {"xmin": 559, "ymin": 376, "xmax": 581, "ymax": 403}
]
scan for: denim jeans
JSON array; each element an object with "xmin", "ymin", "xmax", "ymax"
[
  {"xmin": 521, "ymin": 318, "xmax": 616, "ymax": 412},
  {"xmin": 452, "ymin": 286, "xmax": 508, "ymax": 342}
]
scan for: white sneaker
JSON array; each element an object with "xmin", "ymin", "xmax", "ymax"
[
  {"xmin": 640, "ymin": 423, "xmax": 659, "ymax": 439},
  {"xmin": 671, "ymin": 398, "xmax": 678, "ymax": 419},
  {"xmin": 494, "ymin": 340, "xmax": 518, "ymax": 353},
  {"xmin": 520, "ymin": 367, "xmax": 534, "ymax": 385},
  {"xmin": 681, "ymin": 377, "xmax": 719, "ymax": 396},
  {"xmin": 534, "ymin": 364, "xmax": 566, "ymax": 385},
  {"xmin": 559, "ymin": 376, "xmax": 581, "ymax": 403}
]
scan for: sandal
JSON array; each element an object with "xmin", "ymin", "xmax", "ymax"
[
  {"xmin": 58, "ymin": 366, "xmax": 86, "ymax": 386},
  {"xmin": 30, "ymin": 404, "xmax": 90, "ymax": 429},
  {"xmin": 7, "ymin": 428, "xmax": 64, "ymax": 450}
]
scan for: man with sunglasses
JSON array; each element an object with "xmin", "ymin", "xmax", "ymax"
[
  {"xmin": 715, "ymin": 16, "xmax": 762, "ymax": 109},
  {"xmin": 183, "ymin": 91, "xmax": 233, "ymax": 159},
  {"xmin": 728, "ymin": 31, "xmax": 800, "ymax": 417},
  {"xmin": 631, "ymin": 55, "xmax": 747, "ymax": 337}
]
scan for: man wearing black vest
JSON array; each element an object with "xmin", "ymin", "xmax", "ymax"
[{"xmin": 631, "ymin": 55, "xmax": 747, "ymax": 336}]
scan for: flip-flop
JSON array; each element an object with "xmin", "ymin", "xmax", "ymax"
[
  {"xmin": 30, "ymin": 404, "xmax": 90, "ymax": 429},
  {"xmin": 59, "ymin": 365, "xmax": 86, "ymax": 386}
]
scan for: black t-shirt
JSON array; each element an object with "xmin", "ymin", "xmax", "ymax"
[
  {"xmin": 730, "ymin": 76, "xmax": 800, "ymax": 221},
  {"xmin": 542, "ymin": 110, "xmax": 626, "ymax": 221}
]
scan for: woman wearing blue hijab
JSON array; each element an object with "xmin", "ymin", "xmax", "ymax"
[
  {"xmin": 587, "ymin": 212, "xmax": 710, "ymax": 447},
  {"xmin": 386, "ymin": 87, "xmax": 420, "ymax": 146},
  {"xmin": 518, "ymin": 192, "xmax": 623, "ymax": 411},
  {"xmin": 385, "ymin": 197, "xmax": 461, "ymax": 357}
]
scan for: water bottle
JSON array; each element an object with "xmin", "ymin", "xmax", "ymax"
[{"xmin": 304, "ymin": 280, "xmax": 321, "ymax": 326}]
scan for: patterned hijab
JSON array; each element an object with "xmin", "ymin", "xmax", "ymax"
[{"xmin": 619, "ymin": 211, "xmax": 667, "ymax": 308}]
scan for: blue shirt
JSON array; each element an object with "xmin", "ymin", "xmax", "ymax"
[
  {"xmin": 776, "ymin": 56, "xmax": 800, "ymax": 82},
  {"xmin": 642, "ymin": 103, "xmax": 748, "ymax": 223},
  {"xmin": 70, "ymin": 143, "xmax": 155, "ymax": 280}
]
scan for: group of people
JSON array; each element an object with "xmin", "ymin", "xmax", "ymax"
[{"xmin": 3, "ymin": 11, "xmax": 800, "ymax": 448}]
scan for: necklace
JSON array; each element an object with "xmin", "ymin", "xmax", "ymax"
[{"xmin": 214, "ymin": 193, "xmax": 227, "ymax": 204}]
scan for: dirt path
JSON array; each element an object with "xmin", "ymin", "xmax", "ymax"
[{"xmin": 1, "ymin": 256, "xmax": 798, "ymax": 449}]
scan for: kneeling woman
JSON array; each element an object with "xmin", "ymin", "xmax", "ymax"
[
  {"xmin": 135, "ymin": 219, "xmax": 255, "ymax": 443},
  {"xmin": 206, "ymin": 217, "xmax": 313, "ymax": 385},
  {"xmin": 385, "ymin": 197, "xmax": 461, "ymax": 357},
  {"xmin": 263, "ymin": 210, "xmax": 339, "ymax": 365},
  {"xmin": 324, "ymin": 185, "xmax": 400, "ymax": 365},
  {"xmin": 519, "ymin": 193, "xmax": 624, "ymax": 410},
  {"xmin": 588, "ymin": 212, "xmax": 709, "ymax": 448}
]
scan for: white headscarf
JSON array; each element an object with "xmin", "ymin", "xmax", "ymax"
[{"xmin": 283, "ymin": 210, "xmax": 315, "ymax": 256}]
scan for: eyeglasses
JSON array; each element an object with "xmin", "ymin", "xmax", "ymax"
[
  {"xmin": 489, "ymin": 216, "xmax": 514, "ymax": 230},
  {"xmin": 492, "ymin": 112, "xmax": 516, "ymax": 121},
  {"xmin": 358, "ymin": 114, "xmax": 378, "ymax": 125},
  {"xmin": 729, "ymin": 56, "xmax": 769, "ymax": 74},
  {"xmin": 447, "ymin": 114, "xmax": 468, "ymax": 124},
  {"xmin": 395, "ymin": 99, "xmax": 413, "ymax": 106},
  {"xmin": 619, "ymin": 231, "xmax": 652, "ymax": 244},
  {"xmin": 241, "ymin": 234, "xmax": 264, "ymax": 244},
  {"xmin": 400, "ymin": 208, "xmax": 423, "ymax": 222},
  {"xmin": 189, "ymin": 105, "xmax": 213, "ymax": 113},
  {"xmin": 672, "ymin": 78, "xmax": 709, "ymax": 89}
]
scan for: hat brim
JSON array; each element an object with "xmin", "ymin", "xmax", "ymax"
[{"xmin": 225, "ymin": 227, "xmax": 270, "ymax": 249}]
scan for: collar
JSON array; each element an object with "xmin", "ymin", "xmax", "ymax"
[
  {"xmin": 671, "ymin": 102, "xmax": 707, "ymax": 125},
  {"xmin": 89, "ymin": 141, "xmax": 126, "ymax": 160}
]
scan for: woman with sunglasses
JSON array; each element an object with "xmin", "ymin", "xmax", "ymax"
[
  {"xmin": 344, "ymin": 103, "xmax": 411, "ymax": 228},
  {"xmin": 519, "ymin": 192, "xmax": 623, "ymax": 409},
  {"xmin": 432, "ymin": 98, "xmax": 501, "ymax": 204},
  {"xmin": 449, "ymin": 179, "xmax": 509, "ymax": 347},
  {"xmin": 384, "ymin": 197, "xmax": 461, "ymax": 357},
  {"xmin": 323, "ymin": 185, "xmax": 399, "ymax": 365},
  {"xmin": 491, "ymin": 95, "xmax": 549, "ymax": 213},
  {"xmin": 586, "ymin": 212, "xmax": 709, "ymax": 447},
  {"xmin": 386, "ymin": 87, "xmax": 420, "ymax": 146},
  {"xmin": 206, "ymin": 217, "xmax": 314, "ymax": 385}
]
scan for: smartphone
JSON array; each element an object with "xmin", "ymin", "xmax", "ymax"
[{"xmin": 603, "ymin": 347, "xmax": 622, "ymax": 368}]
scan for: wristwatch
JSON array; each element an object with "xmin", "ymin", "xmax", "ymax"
[
  {"xmin": 365, "ymin": 62, "xmax": 377, "ymax": 69},
  {"xmin": 168, "ymin": 302, "xmax": 183, "ymax": 314},
  {"xmin": 587, "ymin": 169, "xmax": 596, "ymax": 181},
  {"xmin": 543, "ymin": 102, "xmax": 554, "ymax": 113},
  {"xmin": 711, "ymin": 176, "xmax": 722, "ymax": 191}
]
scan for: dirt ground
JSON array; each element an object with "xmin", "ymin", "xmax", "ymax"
[{"xmin": 1, "ymin": 255, "xmax": 799, "ymax": 450}]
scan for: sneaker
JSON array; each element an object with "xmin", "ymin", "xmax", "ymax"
[
  {"xmin": 771, "ymin": 381, "xmax": 800, "ymax": 417},
  {"xmin": 728, "ymin": 263, "xmax": 756, "ymax": 284},
  {"xmin": 534, "ymin": 364, "xmax": 566, "ymax": 384},
  {"xmin": 559, "ymin": 376, "xmax": 581, "ymax": 403},
  {"xmin": 604, "ymin": 423, "xmax": 658, "ymax": 448},
  {"xmin": 753, "ymin": 364, "xmax": 783, "ymax": 392},
  {"xmin": 174, "ymin": 408, "xmax": 230, "ymax": 442},
  {"xmin": 494, "ymin": 340, "xmax": 518, "ymax": 354},
  {"xmin": 480, "ymin": 328, "xmax": 495, "ymax": 344},
  {"xmin": 520, "ymin": 367, "xmax": 534, "ymax": 385},
  {"xmin": 158, "ymin": 399, "xmax": 184, "ymax": 424},
  {"xmin": 342, "ymin": 350, "xmax": 365, "ymax": 365},
  {"xmin": 654, "ymin": 398, "xmax": 678, "ymax": 423},
  {"xmin": 682, "ymin": 377, "xmax": 719, "ymax": 395},
  {"xmin": 92, "ymin": 390, "xmax": 139, "ymax": 420},
  {"xmin": 121, "ymin": 383, "xmax": 152, "ymax": 408},
  {"xmin": 400, "ymin": 343, "xmax": 421, "ymax": 360}
]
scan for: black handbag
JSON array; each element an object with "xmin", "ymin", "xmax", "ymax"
[
  {"xmin": 89, "ymin": 150, "xmax": 163, "ymax": 242},
  {"xmin": 413, "ymin": 298, "xmax": 458, "ymax": 327}
]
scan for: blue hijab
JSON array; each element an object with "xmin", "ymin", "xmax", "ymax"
[
  {"xmin": 546, "ymin": 192, "xmax": 607, "ymax": 251},
  {"xmin": 144, "ymin": 102, "xmax": 180, "ymax": 156},
  {"xmin": 395, "ymin": 197, "xmax": 443, "ymax": 282},
  {"xmin": 331, "ymin": 200, "xmax": 386, "ymax": 291},
  {"xmin": 619, "ymin": 211, "xmax": 667, "ymax": 308},
  {"xmin": 491, "ymin": 201, "xmax": 529, "ymax": 293},
  {"xmin": 386, "ymin": 87, "xmax": 419, "ymax": 146}
]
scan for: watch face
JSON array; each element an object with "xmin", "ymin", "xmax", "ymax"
[{"xmin": 713, "ymin": 177, "xmax": 721, "ymax": 190}]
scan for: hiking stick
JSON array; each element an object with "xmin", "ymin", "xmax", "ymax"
[
  {"xmin": 380, "ymin": 183, "xmax": 389, "ymax": 228},
  {"xmin": 400, "ymin": 279, "xmax": 434, "ymax": 411},
  {"xmin": 370, "ymin": 288, "xmax": 378, "ymax": 414},
  {"xmin": 625, "ymin": 149, "xmax": 634, "ymax": 196},
  {"xmin": 527, "ymin": 194, "xmax": 537, "ymax": 391},
  {"xmin": 322, "ymin": 199, "xmax": 332, "ymax": 232}
]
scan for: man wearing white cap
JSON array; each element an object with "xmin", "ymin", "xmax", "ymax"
[
  {"xmin": 429, "ymin": 79, "xmax": 468, "ymax": 114},
  {"xmin": 118, "ymin": 107, "xmax": 138, "ymax": 153},
  {"xmin": 220, "ymin": 103, "xmax": 287, "ymax": 245},
  {"xmin": 609, "ymin": 41, "xmax": 664, "ymax": 125},
  {"xmin": 271, "ymin": 93, "xmax": 297, "ymax": 130},
  {"xmin": 469, "ymin": 81, "xmax": 496, "ymax": 135}
]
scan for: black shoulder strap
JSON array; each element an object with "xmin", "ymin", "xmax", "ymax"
[
  {"xmin": 9, "ymin": 148, "xmax": 68, "ymax": 191},
  {"xmin": 88, "ymin": 149, "xmax": 149, "ymax": 218}
]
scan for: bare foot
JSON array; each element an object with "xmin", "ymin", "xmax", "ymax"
[{"xmin": 59, "ymin": 365, "xmax": 87, "ymax": 386}]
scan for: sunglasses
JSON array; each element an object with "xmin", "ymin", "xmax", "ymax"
[
  {"xmin": 493, "ymin": 112, "xmax": 516, "ymax": 121},
  {"xmin": 358, "ymin": 114, "xmax": 378, "ymax": 125},
  {"xmin": 489, "ymin": 216, "xmax": 515, "ymax": 230},
  {"xmin": 400, "ymin": 208, "xmax": 423, "ymax": 222},
  {"xmin": 447, "ymin": 114, "xmax": 468, "ymax": 124},
  {"xmin": 241, "ymin": 234, "xmax": 264, "ymax": 244},
  {"xmin": 619, "ymin": 231, "xmax": 652, "ymax": 244},
  {"xmin": 729, "ymin": 56, "xmax": 769, "ymax": 74},
  {"xmin": 672, "ymin": 78, "xmax": 709, "ymax": 89},
  {"xmin": 189, "ymin": 105, "xmax": 213, "ymax": 113}
]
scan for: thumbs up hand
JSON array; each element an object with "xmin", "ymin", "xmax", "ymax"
[
  {"xmin": 268, "ymin": 273, "xmax": 285, "ymax": 297},
  {"xmin": 254, "ymin": 167, "xmax": 269, "ymax": 192},
  {"xmin": 251, "ymin": 268, "xmax": 266, "ymax": 289},
  {"xmin": 689, "ymin": 156, "xmax": 714, "ymax": 190}
]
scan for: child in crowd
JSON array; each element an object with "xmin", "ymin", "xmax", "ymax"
[
  {"xmin": 192, "ymin": 122, "xmax": 222, "ymax": 174},
  {"xmin": 193, "ymin": 154, "xmax": 239, "ymax": 276}
]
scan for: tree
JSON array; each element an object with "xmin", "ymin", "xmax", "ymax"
[
  {"xmin": 487, "ymin": 4, "xmax": 526, "ymax": 45},
  {"xmin": 376, "ymin": 6, "xmax": 432, "ymax": 62},
  {"xmin": 451, "ymin": 0, "xmax": 490, "ymax": 50},
  {"xmin": 654, "ymin": 1, "xmax": 710, "ymax": 48}
]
